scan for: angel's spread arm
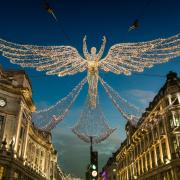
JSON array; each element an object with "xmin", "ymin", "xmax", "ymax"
[
  {"xmin": 83, "ymin": 35, "xmax": 90, "ymax": 59},
  {"xmin": 97, "ymin": 36, "xmax": 106, "ymax": 59}
]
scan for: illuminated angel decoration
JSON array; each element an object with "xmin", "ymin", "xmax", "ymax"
[{"xmin": 0, "ymin": 33, "xmax": 179, "ymax": 108}]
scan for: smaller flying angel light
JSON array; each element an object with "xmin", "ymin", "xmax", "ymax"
[
  {"xmin": 128, "ymin": 19, "xmax": 140, "ymax": 32},
  {"xmin": 44, "ymin": 1, "xmax": 57, "ymax": 21}
]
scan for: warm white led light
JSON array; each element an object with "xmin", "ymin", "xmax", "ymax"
[{"xmin": 0, "ymin": 34, "xmax": 179, "ymax": 108}]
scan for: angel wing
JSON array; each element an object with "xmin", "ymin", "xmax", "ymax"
[
  {"xmin": 99, "ymin": 34, "xmax": 180, "ymax": 75},
  {"xmin": 0, "ymin": 39, "xmax": 87, "ymax": 76}
]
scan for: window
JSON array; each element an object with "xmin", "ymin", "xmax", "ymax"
[
  {"xmin": 162, "ymin": 141, "xmax": 167, "ymax": 161},
  {"xmin": 156, "ymin": 145, "xmax": 161, "ymax": 165},
  {"xmin": 171, "ymin": 95, "xmax": 179, "ymax": 105},
  {"xmin": 171, "ymin": 136, "xmax": 179, "ymax": 158},
  {"xmin": 151, "ymin": 149, "xmax": 155, "ymax": 168},
  {"xmin": 141, "ymin": 139, "xmax": 144, "ymax": 151},
  {"xmin": 154, "ymin": 127, "xmax": 158, "ymax": 139},
  {"xmin": 169, "ymin": 112, "xmax": 180, "ymax": 128},
  {"xmin": 149, "ymin": 132, "xmax": 153, "ymax": 144},
  {"xmin": 143, "ymin": 155, "xmax": 146, "ymax": 172},
  {"xmin": 145, "ymin": 134, "xmax": 149, "ymax": 148},
  {"xmin": 19, "ymin": 126, "xmax": 25, "ymax": 140},
  {"xmin": 174, "ymin": 113, "xmax": 180, "ymax": 127},
  {"xmin": 0, "ymin": 115, "xmax": 4, "ymax": 131},
  {"xmin": 177, "ymin": 136, "xmax": 180, "ymax": 157},
  {"xmin": 138, "ymin": 143, "xmax": 141, "ymax": 154},
  {"xmin": 159, "ymin": 120, "xmax": 165, "ymax": 135},
  {"xmin": 146, "ymin": 152, "xmax": 150, "ymax": 170}
]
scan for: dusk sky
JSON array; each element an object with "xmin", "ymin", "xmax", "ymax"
[{"xmin": 0, "ymin": 0, "xmax": 180, "ymax": 178}]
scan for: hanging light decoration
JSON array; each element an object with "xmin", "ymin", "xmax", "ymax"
[
  {"xmin": 33, "ymin": 77, "xmax": 87, "ymax": 131},
  {"xmin": 0, "ymin": 33, "xmax": 179, "ymax": 108},
  {"xmin": 99, "ymin": 76, "xmax": 141, "ymax": 125},
  {"xmin": 72, "ymin": 95, "xmax": 116, "ymax": 144}
]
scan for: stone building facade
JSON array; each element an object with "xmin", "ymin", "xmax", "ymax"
[
  {"xmin": 0, "ymin": 65, "xmax": 62, "ymax": 180},
  {"xmin": 100, "ymin": 71, "xmax": 180, "ymax": 180}
]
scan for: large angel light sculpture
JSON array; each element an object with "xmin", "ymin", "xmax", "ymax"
[{"xmin": 0, "ymin": 33, "xmax": 179, "ymax": 108}]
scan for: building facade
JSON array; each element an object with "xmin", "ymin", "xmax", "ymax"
[
  {"xmin": 0, "ymin": 65, "xmax": 62, "ymax": 180},
  {"xmin": 100, "ymin": 71, "xmax": 180, "ymax": 180}
]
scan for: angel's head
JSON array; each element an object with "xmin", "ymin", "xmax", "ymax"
[{"xmin": 91, "ymin": 47, "xmax": 97, "ymax": 55}]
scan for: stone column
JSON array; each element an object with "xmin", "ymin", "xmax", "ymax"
[
  {"xmin": 23, "ymin": 120, "xmax": 30, "ymax": 159},
  {"xmin": 154, "ymin": 145, "xmax": 158, "ymax": 167},
  {"xmin": 144, "ymin": 152, "xmax": 147, "ymax": 172},
  {"xmin": 159, "ymin": 141, "xmax": 164, "ymax": 163},
  {"xmin": 14, "ymin": 102, "xmax": 23, "ymax": 153},
  {"xmin": 163, "ymin": 115, "xmax": 171, "ymax": 160},
  {"xmin": 167, "ymin": 94, "xmax": 172, "ymax": 105},
  {"xmin": 149, "ymin": 150, "xmax": 152, "ymax": 169}
]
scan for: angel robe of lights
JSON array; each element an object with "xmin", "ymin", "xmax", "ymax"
[{"xmin": 0, "ymin": 34, "xmax": 179, "ymax": 107}]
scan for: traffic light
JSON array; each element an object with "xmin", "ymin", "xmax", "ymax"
[{"xmin": 90, "ymin": 151, "xmax": 98, "ymax": 180}]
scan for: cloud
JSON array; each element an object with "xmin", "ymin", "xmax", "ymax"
[
  {"xmin": 35, "ymin": 101, "xmax": 50, "ymax": 110},
  {"xmin": 52, "ymin": 128, "xmax": 121, "ymax": 179},
  {"xmin": 125, "ymin": 89, "xmax": 156, "ymax": 106}
]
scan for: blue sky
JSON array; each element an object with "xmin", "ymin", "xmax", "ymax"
[{"xmin": 0, "ymin": 0, "xmax": 180, "ymax": 178}]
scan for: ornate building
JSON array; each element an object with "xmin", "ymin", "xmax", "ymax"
[
  {"xmin": 0, "ymin": 65, "xmax": 62, "ymax": 180},
  {"xmin": 100, "ymin": 71, "xmax": 180, "ymax": 180}
]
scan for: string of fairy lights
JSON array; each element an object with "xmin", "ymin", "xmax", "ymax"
[
  {"xmin": 72, "ymin": 95, "xmax": 116, "ymax": 144},
  {"xmin": 99, "ymin": 34, "xmax": 180, "ymax": 76},
  {"xmin": 0, "ymin": 33, "xmax": 179, "ymax": 142},
  {"xmin": 0, "ymin": 33, "xmax": 179, "ymax": 108},
  {"xmin": 99, "ymin": 77, "xmax": 140, "ymax": 125},
  {"xmin": 32, "ymin": 77, "xmax": 87, "ymax": 130}
]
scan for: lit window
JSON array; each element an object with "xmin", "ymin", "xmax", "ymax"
[
  {"xmin": 169, "ymin": 113, "xmax": 180, "ymax": 128},
  {"xmin": 174, "ymin": 113, "xmax": 180, "ymax": 127},
  {"xmin": 171, "ymin": 136, "xmax": 180, "ymax": 159}
]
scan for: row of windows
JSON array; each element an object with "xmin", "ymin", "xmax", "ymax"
[
  {"xmin": 119, "ymin": 110, "xmax": 180, "ymax": 169},
  {"xmin": 119, "ymin": 118, "xmax": 166, "ymax": 169},
  {"xmin": 169, "ymin": 112, "xmax": 180, "ymax": 128},
  {"xmin": 27, "ymin": 141, "xmax": 51, "ymax": 175},
  {"xmin": 0, "ymin": 165, "xmax": 35, "ymax": 180},
  {"xmin": 119, "ymin": 141, "xmax": 169, "ymax": 180}
]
